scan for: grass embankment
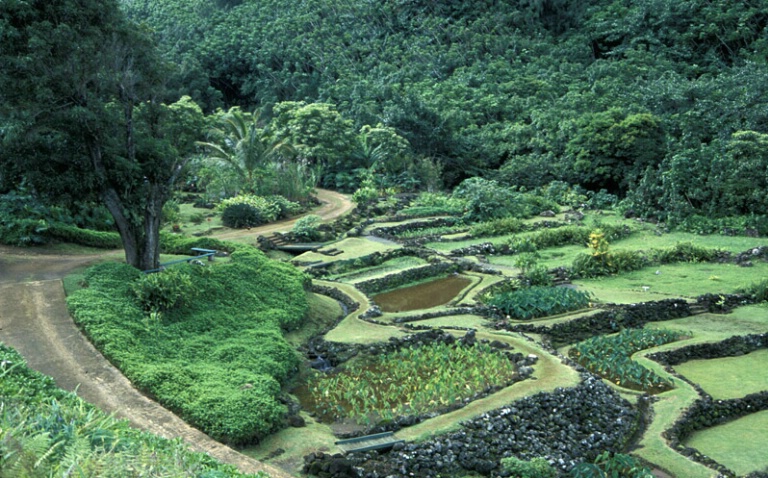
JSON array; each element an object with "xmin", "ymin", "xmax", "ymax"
[{"xmin": 66, "ymin": 246, "xmax": 309, "ymax": 445}]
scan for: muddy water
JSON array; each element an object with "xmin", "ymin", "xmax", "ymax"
[{"xmin": 372, "ymin": 275, "xmax": 472, "ymax": 312}]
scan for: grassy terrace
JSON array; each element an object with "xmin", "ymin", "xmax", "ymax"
[{"xmin": 56, "ymin": 199, "xmax": 768, "ymax": 478}]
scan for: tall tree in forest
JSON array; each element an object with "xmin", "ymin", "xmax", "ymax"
[{"xmin": 0, "ymin": 0, "xmax": 204, "ymax": 270}]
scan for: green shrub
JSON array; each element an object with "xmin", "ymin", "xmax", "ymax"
[
  {"xmin": 470, "ymin": 217, "xmax": 526, "ymax": 237},
  {"xmin": 221, "ymin": 203, "xmax": 265, "ymax": 228},
  {"xmin": 132, "ymin": 268, "xmax": 194, "ymax": 312},
  {"xmin": 570, "ymin": 329, "xmax": 682, "ymax": 392},
  {"xmin": 189, "ymin": 212, "xmax": 206, "ymax": 225},
  {"xmin": 570, "ymin": 452, "xmax": 654, "ymax": 478},
  {"xmin": 162, "ymin": 199, "xmax": 181, "ymax": 225},
  {"xmin": 292, "ymin": 214, "xmax": 322, "ymax": 241},
  {"xmin": 486, "ymin": 286, "xmax": 592, "ymax": 320},
  {"xmin": 737, "ymin": 278, "xmax": 768, "ymax": 302},
  {"xmin": 501, "ymin": 456, "xmax": 558, "ymax": 478},
  {"xmin": 650, "ymin": 241, "xmax": 722, "ymax": 264},
  {"xmin": 218, "ymin": 194, "xmax": 300, "ymax": 227},
  {"xmin": 47, "ymin": 224, "xmax": 122, "ymax": 248}
]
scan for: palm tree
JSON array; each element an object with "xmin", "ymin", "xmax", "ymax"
[{"xmin": 197, "ymin": 108, "xmax": 293, "ymax": 194}]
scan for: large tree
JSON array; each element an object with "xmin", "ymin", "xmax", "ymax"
[{"xmin": 0, "ymin": 0, "xmax": 204, "ymax": 270}]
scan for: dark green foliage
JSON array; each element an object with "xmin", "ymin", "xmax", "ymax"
[
  {"xmin": 67, "ymin": 247, "xmax": 308, "ymax": 444},
  {"xmin": 570, "ymin": 452, "xmax": 654, "ymax": 478},
  {"xmin": 452, "ymin": 178, "xmax": 560, "ymax": 223},
  {"xmin": 132, "ymin": 268, "xmax": 194, "ymax": 312},
  {"xmin": 571, "ymin": 249, "xmax": 648, "ymax": 278},
  {"xmin": 292, "ymin": 214, "xmax": 322, "ymax": 242},
  {"xmin": 221, "ymin": 203, "xmax": 265, "ymax": 228},
  {"xmin": 0, "ymin": 344, "xmax": 254, "ymax": 476},
  {"xmin": 649, "ymin": 242, "xmax": 723, "ymax": 264},
  {"xmin": 501, "ymin": 456, "xmax": 558, "ymax": 478},
  {"xmin": 470, "ymin": 217, "xmax": 526, "ymax": 238},
  {"xmin": 570, "ymin": 329, "xmax": 683, "ymax": 391},
  {"xmin": 46, "ymin": 225, "xmax": 122, "ymax": 249},
  {"xmin": 486, "ymin": 286, "xmax": 592, "ymax": 320},
  {"xmin": 738, "ymin": 279, "xmax": 768, "ymax": 303}
]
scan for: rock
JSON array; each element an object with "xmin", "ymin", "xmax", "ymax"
[
  {"xmin": 540, "ymin": 210, "xmax": 556, "ymax": 217},
  {"xmin": 288, "ymin": 414, "xmax": 306, "ymax": 427}
]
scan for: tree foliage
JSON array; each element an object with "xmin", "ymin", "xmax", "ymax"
[{"xmin": 1, "ymin": 0, "xmax": 205, "ymax": 269}]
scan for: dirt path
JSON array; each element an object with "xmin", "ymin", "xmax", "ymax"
[
  {"xmin": 0, "ymin": 188, "xmax": 353, "ymax": 477},
  {"xmin": 214, "ymin": 188, "xmax": 355, "ymax": 241}
]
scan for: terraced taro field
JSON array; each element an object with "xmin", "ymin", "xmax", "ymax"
[{"xmin": 245, "ymin": 208, "xmax": 768, "ymax": 478}]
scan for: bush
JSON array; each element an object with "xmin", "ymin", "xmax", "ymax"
[
  {"xmin": 218, "ymin": 194, "xmax": 300, "ymax": 227},
  {"xmin": 221, "ymin": 203, "xmax": 264, "ymax": 228},
  {"xmin": 570, "ymin": 452, "xmax": 654, "ymax": 478},
  {"xmin": 189, "ymin": 212, "xmax": 206, "ymax": 225},
  {"xmin": 47, "ymin": 224, "xmax": 122, "ymax": 248},
  {"xmin": 650, "ymin": 241, "xmax": 723, "ymax": 264},
  {"xmin": 470, "ymin": 217, "xmax": 526, "ymax": 237},
  {"xmin": 501, "ymin": 456, "xmax": 557, "ymax": 478},
  {"xmin": 738, "ymin": 278, "xmax": 768, "ymax": 302},
  {"xmin": 132, "ymin": 268, "xmax": 194, "ymax": 312},
  {"xmin": 292, "ymin": 214, "xmax": 322, "ymax": 241}
]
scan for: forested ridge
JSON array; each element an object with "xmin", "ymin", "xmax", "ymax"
[
  {"xmin": 2, "ymin": 0, "xmax": 768, "ymax": 264},
  {"xmin": 121, "ymin": 0, "xmax": 768, "ymax": 225}
]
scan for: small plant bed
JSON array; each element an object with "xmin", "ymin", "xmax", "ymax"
[
  {"xmin": 301, "ymin": 337, "xmax": 525, "ymax": 430},
  {"xmin": 569, "ymin": 328, "xmax": 685, "ymax": 393},
  {"xmin": 484, "ymin": 285, "xmax": 593, "ymax": 320}
]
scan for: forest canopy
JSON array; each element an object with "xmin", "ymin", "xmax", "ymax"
[
  {"xmin": 116, "ymin": 0, "xmax": 768, "ymax": 225},
  {"xmin": 3, "ymin": 0, "xmax": 767, "ymax": 253}
]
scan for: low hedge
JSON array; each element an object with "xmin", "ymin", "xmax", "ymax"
[{"xmin": 46, "ymin": 224, "xmax": 122, "ymax": 248}]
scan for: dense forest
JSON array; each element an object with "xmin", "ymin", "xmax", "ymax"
[
  {"xmin": 117, "ymin": 0, "xmax": 768, "ymax": 217},
  {"xmin": 2, "ymin": 0, "xmax": 768, "ymax": 267}
]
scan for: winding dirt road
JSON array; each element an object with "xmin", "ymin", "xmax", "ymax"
[{"xmin": 0, "ymin": 189, "xmax": 354, "ymax": 477}]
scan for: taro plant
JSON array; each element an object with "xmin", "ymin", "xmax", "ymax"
[
  {"xmin": 569, "ymin": 328, "xmax": 684, "ymax": 392},
  {"xmin": 307, "ymin": 342, "xmax": 517, "ymax": 425},
  {"xmin": 570, "ymin": 452, "xmax": 653, "ymax": 478},
  {"xmin": 486, "ymin": 286, "xmax": 592, "ymax": 320}
]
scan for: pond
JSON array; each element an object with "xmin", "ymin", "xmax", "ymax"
[{"xmin": 371, "ymin": 275, "xmax": 472, "ymax": 312}]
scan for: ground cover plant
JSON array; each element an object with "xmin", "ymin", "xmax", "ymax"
[
  {"xmin": 305, "ymin": 341, "xmax": 518, "ymax": 425},
  {"xmin": 0, "ymin": 344, "xmax": 257, "ymax": 477},
  {"xmin": 570, "ymin": 329, "xmax": 685, "ymax": 392},
  {"xmin": 485, "ymin": 285, "xmax": 593, "ymax": 320},
  {"xmin": 66, "ymin": 246, "xmax": 309, "ymax": 445}
]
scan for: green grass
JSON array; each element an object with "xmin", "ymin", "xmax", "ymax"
[
  {"xmin": 574, "ymin": 262, "xmax": 768, "ymax": 303},
  {"xmin": 284, "ymin": 293, "xmax": 344, "ymax": 347},
  {"xmin": 170, "ymin": 202, "xmax": 223, "ymax": 236},
  {"xmin": 646, "ymin": 306, "xmax": 768, "ymax": 340},
  {"xmin": 612, "ymin": 231, "xmax": 768, "ymax": 253},
  {"xmin": 331, "ymin": 256, "xmax": 427, "ymax": 282},
  {"xmin": 673, "ymin": 349, "xmax": 768, "ymax": 400},
  {"xmin": 684, "ymin": 409, "xmax": 768, "ymax": 476},
  {"xmin": 293, "ymin": 237, "xmax": 399, "ymax": 264}
]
